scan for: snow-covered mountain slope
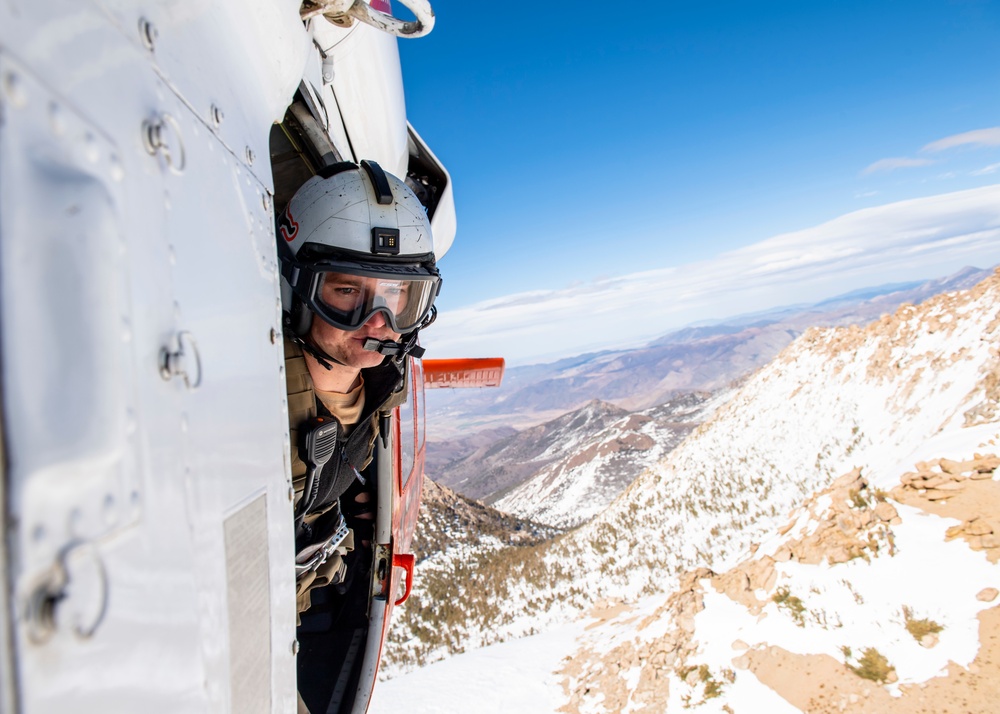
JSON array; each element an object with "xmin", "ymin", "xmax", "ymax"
[
  {"xmin": 386, "ymin": 478, "xmax": 561, "ymax": 669},
  {"xmin": 495, "ymin": 391, "xmax": 724, "ymax": 528},
  {"xmin": 375, "ymin": 432, "xmax": 1000, "ymax": 713},
  {"xmin": 383, "ymin": 269, "xmax": 1000, "ymax": 680},
  {"xmin": 559, "ymin": 432, "xmax": 1000, "ymax": 713},
  {"xmin": 562, "ymin": 268, "xmax": 1000, "ymax": 602}
]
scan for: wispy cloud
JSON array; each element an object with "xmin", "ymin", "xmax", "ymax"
[
  {"xmin": 862, "ymin": 157, "xmax": 934, "ymax": 175},
  {"xmin": 425, "ymin": 185, "xmax": 1000, "ymax": 364},
  {"xmin": 972, "ymin": 162, "xmax": 1000, "ymax": 176},
  {"xmin": 862, "ymin": 127, "xmax": 1000, "ymax": 178},
  {"xmin": 922, "ymin": 127, "xmax": 1000, "ymax": 153}
]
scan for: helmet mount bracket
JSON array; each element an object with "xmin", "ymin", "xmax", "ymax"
[
  {"xmin": 360, "ymin": 160, "xmax": 394, "ymax": 204},
  {"xmin": 371, "ymin": 227, "xmax": 400, "ymax": 255}
]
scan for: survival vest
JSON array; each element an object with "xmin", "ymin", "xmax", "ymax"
[{"xmin": 284, "ymin": 338, "xmax": 408, "ymax": 613}]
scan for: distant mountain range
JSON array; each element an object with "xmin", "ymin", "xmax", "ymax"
[
  {"xmin": 493, "ymin": 392, "xmax": 726, "ymax": 528},
  {"xmin": 427, "ymin": 391, "xmax": 723, "ymax": 528},
  {"xmin": 425, "ymin": 265, "xmax": 994, "ymax": 439},
  {"xmin": 423, "ymin": 265, "xmax": 994, "ymax": 526}
]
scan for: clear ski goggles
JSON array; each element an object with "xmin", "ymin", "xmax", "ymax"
[{"xmin": 306, "ymin": 265, "xmax": 440, "ymax": 333}]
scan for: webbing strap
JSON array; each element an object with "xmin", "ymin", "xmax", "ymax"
[{"xmin": 285, "ymin": 339, "xmax": 316, "ymax": 479}]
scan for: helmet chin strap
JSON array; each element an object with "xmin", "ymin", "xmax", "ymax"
[
  {"xmin": 284, "ymin": 312, "xmax": 349, "ymax": 371},
  {"xmin": 288, "ymin": 332, "xmax": 344, "ymax": 370}
]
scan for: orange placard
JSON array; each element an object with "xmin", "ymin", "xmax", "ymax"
[{"xmin": 422, "ymin": 358, "xmax": 505, "ymax": 389}]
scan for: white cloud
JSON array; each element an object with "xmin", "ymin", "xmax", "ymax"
[
  {"xmin": 861, "ymin": 157, "xmax": 934, "ymax": 175},
  {"xmin": 423, "ymin": 185, "xmax": 1000, "ymax": 364},
  {"xmin": 922, "ymin": 127, "xmax": 1000, "ymax": 153},
  {"xmin": 971, "ymin": 162, "xmax": 1000, "ymax": 176}
]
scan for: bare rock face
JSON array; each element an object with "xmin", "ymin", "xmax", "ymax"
[
  {"xmin": 558, "ymin": 567, "xmax": 715, "ymax": 713},
  {"xmin": 976, "ymin": 587, "xmax": 999, "ymax": 602},
  {"xmin": 897, "ymin": 455, "xmax": 998, "ymax": 494},
  {"xmin": 894, "ymin": 454, "xmax": 1000, "ymax": 565},
  {"xmin": 713, "ymin": 557, "xmax": 777, "ymax": 615},
  {"xmin": 769, "ymin": 467, "xmax": 897, "ymax": 567}
]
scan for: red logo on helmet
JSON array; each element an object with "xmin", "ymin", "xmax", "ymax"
[{"xmin": 279, "ymin": 209, "xmax": 299, "ymax": 242}]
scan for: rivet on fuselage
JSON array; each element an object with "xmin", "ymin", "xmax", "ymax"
[
  {"xmin": 210, "ymin": 104, "xmax": 224, "ymax": 129},
  {"xmin": 139, "ymin": 18, "xmax": 158, "ymax": 51},
  {"xmin": 2, "ymin": 71, "xmax": 27, "ymax": 108}
]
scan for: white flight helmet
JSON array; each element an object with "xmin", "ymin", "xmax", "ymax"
[{"xmin": 278, "ymin": 160, "xmax": 441, "ymax": 361}]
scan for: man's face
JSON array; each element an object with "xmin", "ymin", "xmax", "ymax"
[{"xmin": 310, "ymin": 273, "xmax": 404, "ymax": 370}]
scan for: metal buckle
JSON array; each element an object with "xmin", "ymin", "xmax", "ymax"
[{"xmin": 295, "ymin": 515, "xmax": 350, "ymax": 580}]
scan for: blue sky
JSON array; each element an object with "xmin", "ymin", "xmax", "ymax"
[{"xmin": 398, "ymin": 1, "xmax": 1000, "ymax": 363}]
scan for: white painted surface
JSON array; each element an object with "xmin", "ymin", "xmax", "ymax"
[{"xmin": 0, "ymin": 1, "xmax": 449, "ymax": 711}]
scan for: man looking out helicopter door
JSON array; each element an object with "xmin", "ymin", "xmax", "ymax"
[{"xmin": 275, "ymin": 159, "xmax": 440, "ymax": 713}]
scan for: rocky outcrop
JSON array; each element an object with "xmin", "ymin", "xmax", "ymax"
[
  {"xmin": 558, "ymin": 568, "xmax": 714, "ymax": 714},
  {"xmin": 555, "ymin": 447, "xmax": 1000, "ymax": 713},
  {"xmin": 895, "ymin": 454, "xmax": 999, "ymax": 495},
  {"xmin": 772, "ymin": 468, "xmax": 899, "ymax": 566},
  {"xmin": 713, "ymin": 556, "xmax": 778, "ymax": 615},
  {"xmin": 888, "ymin": 454, "xmax": 1000, "ymax": 564}
]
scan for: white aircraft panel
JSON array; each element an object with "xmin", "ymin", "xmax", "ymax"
[
  {"xmin": 315, "ymin": 21, "xmax": 409, "ymax": 177},
  {"xmin": 94, "ymin": 0, "xmax": 309, "ymax": 187},
  {"xmin": 0, "ymin": 48, "xmax": 207, "ymax": 714},
  {"xmin": 144, "ymin": 76, "xmax": 297, "ymax": 714},
  {"xmin": 1, "ymin": 3, "xmax": 298, "ymax": 712}
]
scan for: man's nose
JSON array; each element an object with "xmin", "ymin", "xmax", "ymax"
[{"xmin": 367, "ymin": 310, "xmax": 388, "ymax": 328}]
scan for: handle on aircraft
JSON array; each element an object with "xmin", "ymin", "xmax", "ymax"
[
  {"xmin": 392, "ymin": 553, "xmax": 415, "ymax": 606},
  {"xmin": 303, "ymin": 0, "xmax": 435, "ymax": 38},
  {"xmin": 159, "ymin": 331, "xmax": 203, "ymax": 390},
  {"xmin": 141, "ymin": 113, "xmax": 186, "ymax": 174},
  {"xmin": 25, "ymin": 540, "xmax": 109, "ymax": 644}
]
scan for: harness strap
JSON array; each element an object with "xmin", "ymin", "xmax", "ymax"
[{"xmin": 285, "ymin": 338, "xmax": 317, "ymax": 483}]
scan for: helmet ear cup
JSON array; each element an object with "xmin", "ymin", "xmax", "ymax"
[{"xmin": 288, "ymin": 298, "xmax": 313, "ymax": 337}]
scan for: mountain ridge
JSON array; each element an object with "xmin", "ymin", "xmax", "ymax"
[
  {"xmin": 425, "ymin": 265, "xmax": 995, "ymax": 438},
  {"xmin": 492, "ymin": 390, "xmax": 724, "ymax": 528}
]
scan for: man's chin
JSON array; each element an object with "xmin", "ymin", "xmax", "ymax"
[
  {"xmin": 354, "ymin": 352, "xmax": 387, "ymax": 369},
  {"xmin": 345, "ymin": 343, "xmax": 390, "ymax": 369}
]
